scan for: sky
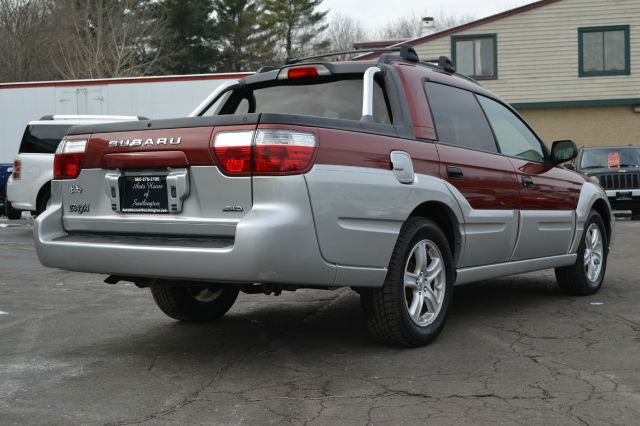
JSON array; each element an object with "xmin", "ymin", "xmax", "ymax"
[{"xmin": 321, "ymin": 0, "xmax": 539, "ymax": 33}]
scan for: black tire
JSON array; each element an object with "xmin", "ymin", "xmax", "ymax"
[
  {"xmin": 151, "ymin": 285, "xmax": 239, "ymax": 322},
  {"xmin": 5, "ymin": 199, "xmax": 21, "ymax": 220},
  {"xmin": 361, "ymin": 217, "xmax": 454, "ymax": 347},
  {"xmin": 631, "ymin": 208, "xmax": 640, "ymax": 220},
  {"xmin": 36, "ymin": 187, "xmax": 51, "ymax": 215},
  {"xmin": 555, "ymin": 211, "xmax": 608, "ymax": 295}
]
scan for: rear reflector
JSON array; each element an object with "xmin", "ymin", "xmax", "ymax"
[
  {"xmin": 12, "ymin": 160, "xmax": 21, "ymax": 180},
  {"xmin": 212, "ymin": 129, "xmax": 317, "ymax": 176},
  {"xmin": 54, "ymin": 139, "xmax": 87, "ymax": 179}
]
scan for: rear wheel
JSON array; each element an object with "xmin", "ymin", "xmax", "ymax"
[
  {"xmin": 631, "ymin": 208, "xmax": 640, "ymax": 220},
  {"xmin": 36, "ymin": 187, "xmax": 51, "ymax": 215},
  {"xmin": 151, "ymin": 285, "xmax": 239, "ymax": 322},
  {"xmin": 555, "ymin": 211, "xmax": 608, "ymax": 295},
  {"xmin": 4, "ymin": 200, "xmax": 21, "ymax": 220},
  {"xmin": 361, "ymin": 217, "xmax": 454, "ymax": 347}
]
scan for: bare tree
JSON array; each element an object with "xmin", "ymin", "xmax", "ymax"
[
  {"xmin": 0, "ymin": 0, "xmax": 54, "ymax": 83},
  {"xmin": 327, "ymin": 13, "xmax": 368, "ymax": 54},
  {"xmin": 51, "ymin": 0, "xmax": 166, "ymax": 79},
  {"xmin": 375, "ymin": 10, "xmax": 476, "ymax": 41}
]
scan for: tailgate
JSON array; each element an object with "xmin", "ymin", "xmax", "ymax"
[{"xmin": 60, "ymin": 115, "xmax": 259, "ymax": 237}]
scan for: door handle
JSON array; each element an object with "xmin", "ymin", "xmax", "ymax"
[
  {"xmin": 447, "ymin": 166, "xmax": 464, "ymax": 180},
  {"xmin": 522, "ymin": 176, "xmax": 534, "ymax": 188}
]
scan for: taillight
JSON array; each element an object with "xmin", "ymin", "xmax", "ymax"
[
  {"xmin": 212, "ymin": 129, "xmax": 317, "ymax": 176},
  {"xmin": 54, "ymin": 139, "xmax": 87, "ymax": 179},
  {"xmin": 12, "ymin": 160, "xmax": 21, "ymax": 180},
  {"xmin": 254, "ymin": 130, "xmax": 316, "ymax": 174},
  {"xmin": 212, "ymin": 131, "xmax": 253, "ymax": 175}
]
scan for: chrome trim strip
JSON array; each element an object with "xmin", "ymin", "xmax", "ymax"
[{"xmin": 455, "ymin": 254, "xmax": 577, "ymax": 285}]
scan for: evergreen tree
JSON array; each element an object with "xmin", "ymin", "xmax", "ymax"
[
  {"xmin": 152, "ymin": 0, "xmax": 219, "ymax": 74},
  {"xmin": 214, "ymin": 0, "xmax": 271, "ymax": 71},
  {"xmin": 259, "ymin": 0, "xmax": 329, "ymax": 59}
]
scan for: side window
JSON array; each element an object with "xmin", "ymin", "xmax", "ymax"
[
  {"xmin": 477, "ymin": 96, "xmax": 545, "ymax": 162},
  {"xmin": 424, "ymin": 82, "xmax": 498, "ymax": 153}
]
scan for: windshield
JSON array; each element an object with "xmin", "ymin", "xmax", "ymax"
[
  {"xmin": 579, "ymin": 147, "xmax": 640, "ymax": 169},
  {"xmin": 19, "ymin": 124, "xmax": 73, "ymax": 154},
  {"xmin": 221, "ymin": 78, "xmax": 392, "ymax": 124}
]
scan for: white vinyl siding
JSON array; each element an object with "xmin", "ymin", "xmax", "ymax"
[{"xmin": 413, "ymin": 0, "xmax": 640, "ymax": 105}]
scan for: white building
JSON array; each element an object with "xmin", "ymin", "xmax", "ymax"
[{"xmin": 0, "ymin": 72, "xmax": 251, "ymax": 162}]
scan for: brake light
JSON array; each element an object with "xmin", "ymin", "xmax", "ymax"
[
  {"xmin": 277, "ymin": 64, "xmax": 331, "ymax": 80},
  {"xmin": 54, "ymin": 139, "xmax": 87, "ymax": 179},
  {"xmin": 254, "ymin": 130, "xmax": 316, "ymax": 174},
  {"xmin": 212, "ymin": 129, "xmax": 317, "ymax": 176},
  {"xmin": 12, "ymin": 160, "xmax": 21, "ymax": 180}
]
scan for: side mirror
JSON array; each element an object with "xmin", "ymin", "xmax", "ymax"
[{"xmin": 551, "ymin": 140, "xmax": 578, "ymax": 165}]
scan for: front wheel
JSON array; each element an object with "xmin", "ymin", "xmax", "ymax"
[
  {"xmin": 555, "ymin": 211, "xmax": 608, "ymax": 295},
  {"xmin": 631, "ymin": 208, "xmax": 640, "ymax": 220},
  {"xmin": 361, "ymin": 217, "xmax": 454, "ymax": 347},
  {"xmin": 151, "ymin": 285, "xmax": 239, "ymax": 322}
]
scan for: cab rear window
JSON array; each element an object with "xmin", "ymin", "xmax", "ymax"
[
  {"xmin": 19, "ymin": 125, "xmax": 73, "ymax": 154},
  {"xmin": 224, "ymin": 79, "xmax": 392, "ymax": 124}
]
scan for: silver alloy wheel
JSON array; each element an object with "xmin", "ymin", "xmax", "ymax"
[
  {"xmin": 404, "ymin": 239, "xmax": 446, "ymax": 327},
  {"xmin": 189, "ymin": 287, "xmax": 223, "ymax": 303},
  {"xmin": 584, "ymin": 223, "xmax": 604, "ymax": 282}
]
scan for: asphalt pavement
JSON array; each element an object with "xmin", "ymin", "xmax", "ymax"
[{"xmin": 0, "ymin": 217, "xmax": 639, "ymax": 425}]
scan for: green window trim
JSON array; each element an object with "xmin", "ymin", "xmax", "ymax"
[
  {"xmin": 578, "ymin": 25, "xmax": 630, "ymax": 77},
  {"xmin": 451, "ymin": 34, "xmax": 498, "ymax": 80},
  {"xmin": 512, "ymin": 98, "xmax": 640, "ymax": 109}
]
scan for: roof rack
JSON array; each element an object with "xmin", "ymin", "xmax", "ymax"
[
  {"xmin": 284, "ymin": 44, "xmax": 420, "ymax": 65},
  {"xmin": 282, "ymin": 44, "xmax": 465, "ymax": 79}
]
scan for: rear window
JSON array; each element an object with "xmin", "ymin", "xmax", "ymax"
[
  {"xmin": 224, "ymin": 79, "xmax": 392, "ymax": 124},
  {"xmin": 19, "ymin": 124, "xmax": 73, "ymax": 154}
]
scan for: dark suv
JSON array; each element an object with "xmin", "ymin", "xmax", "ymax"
[{"xmin": 572, "ymin": 146, "xmax": 640, "ymax": 218}]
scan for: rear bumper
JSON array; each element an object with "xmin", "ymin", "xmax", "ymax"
[
  {"xmin": 6, "ymin": 176, "xmax": 36, "ymax": 211},
  {"xmin": 34, "ymin": 179, "xmax": 387, "ymax": 288}
]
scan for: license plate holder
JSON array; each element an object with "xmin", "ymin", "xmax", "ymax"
[
  {"xmin": 616, "ymin": 191, "xmax": 632, "ymax": 201},
  {"xmin": 120, "ymin": 175, "xmax": 169, "ymax": 214}
]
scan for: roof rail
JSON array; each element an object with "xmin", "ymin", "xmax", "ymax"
[{"xmin": 283, "ymin": 44, "xmax": 420, "ymax": 65}]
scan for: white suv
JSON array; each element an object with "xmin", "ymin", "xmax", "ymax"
[{"xmin": 5, "ymin": 115, "xmax": 142, "ymax": 219}]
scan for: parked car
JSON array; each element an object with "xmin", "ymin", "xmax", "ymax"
[
  {"xmin": 570, "ymin": 146, "xmax": 640, "ymax": 219},
  {"xmin": 5, "ymin": 115, "xmax": 144, "ymax": 219},
  {"xmin": 0, "ymin": 163, "xmax": 12, "ymax": 214},
  {"xmin": 33, "ymin": 46, "xmax": 614, "ymax": 346}
]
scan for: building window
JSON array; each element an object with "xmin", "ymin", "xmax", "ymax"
[
  {"xmin": 579, "ymin": 26, "xmax": 630, "ymax": 77},
  {"xmin": 451, "ymin": 34, "xmax": 497, "ymax": 80}
]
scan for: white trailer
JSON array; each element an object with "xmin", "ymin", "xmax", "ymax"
[{"xmin": 0, "ymin": 72, "xmax": 251, "ymax": 163}]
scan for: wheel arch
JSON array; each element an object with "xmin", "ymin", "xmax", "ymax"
[
  {"xmin": 408, "ymin": 201, "xmax": 462, "ymax": 266},
  {"xmin": 35, "ymin": 180, "xmax": 52, "ymax": 213},
  {"xmin": 591, "ymin": 197, "xmax": 612, "ymax": 247}
]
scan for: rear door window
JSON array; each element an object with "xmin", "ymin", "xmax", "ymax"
[
  {"xmin": 227, "ymin": 79, "xmax": 392, "ymax": 124},
  {"xmin": 19, "ymin": 124, "xmax": 73, "ymax": 154},
  {"xmin": 424, "ymin": 82, "xmax": 498, "ymax": 153}
]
